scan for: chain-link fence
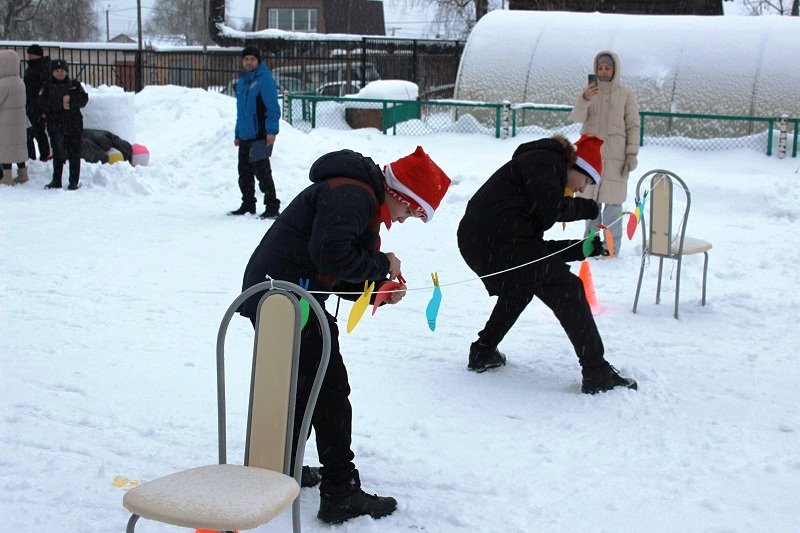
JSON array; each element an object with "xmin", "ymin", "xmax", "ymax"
[
  {"xmin": 285, "ymin": 95, "xmax": 799, "ymax": 157},
  {"xmin": 640, "ymin": 113, "xmax": 799, "ymax": 157},
  {"xmin": 285, "ymin": 95, "xmax": 509, "ymax": 137}
]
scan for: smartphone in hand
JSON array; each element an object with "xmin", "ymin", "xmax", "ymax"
[{"xmin": 588, "ymin": 74, "xmax": 597, "ymax": 85}]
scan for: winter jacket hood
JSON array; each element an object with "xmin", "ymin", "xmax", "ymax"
[
  {"xmin": 308, "ymin": 148, "xmax": 386, "ymax": 204},
  {"xmin": 594, "ymin": 50, "xmax": 622, "ymax": 87},
  {"xmin": 0, "ymin": 50, "xmax": 19, "ymax": 78},
  {"xmin": 511, "ymin": 137, "xmax": 566, "ymax": 167},
  {"xmin": 0, "ymin": 50, "xmax": 28, "ymax": 163}
]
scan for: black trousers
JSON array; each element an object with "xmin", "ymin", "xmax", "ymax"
[
  {"xmin": 250, "ymin": 310, "xmax": 356, "ymax": 490},
  {"xmin": 49, "ymin": 128, "xmax": 81, "ymax": 185},
  {"xmin": 27, "ymin": 112, "xmax": 50, "ymax": 160},
  {"xmin": 478, "ymin": 267, "xmax": 606, "ymax": 370},
  {"xmin": 293, "ymin": 313, "xmax": 356, "ymax": 490},
  {"xmin": 237, "ymin": 141, "xmax": 279, "ymax": 209}
]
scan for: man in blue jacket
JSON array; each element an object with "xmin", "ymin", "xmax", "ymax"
[{"xmin": 229, "ymin": 46, "xmax": 282, "ymax": 218}]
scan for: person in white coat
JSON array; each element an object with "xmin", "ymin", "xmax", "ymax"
[
  {"xmin": 569, "ymin": 51, "xmax": 640, "ymax": 255},
  {"xmin": 0, "ymin": 50, "xmax": 29, "ymax": 186}
]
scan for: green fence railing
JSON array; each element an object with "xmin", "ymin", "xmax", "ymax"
[
  {"xmin": 639, "ymin": 111, "xmax": 778, "ymax": 155},
  {"xmin": 285, "ymin": 93, "xmax": 799, "ymax": 157},
  {"xmin": 286, "ymin": 94, "xmax": 506, "ymax": 137}
]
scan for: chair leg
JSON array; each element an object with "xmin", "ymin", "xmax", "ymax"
[
  {"xmin": 674, "ymin": 256, "xmax": 683, "ymax": 319},
  {"xmin": 701, "ymin": 251, "xmax": 709, "ymax": 306},
  {"xmin": 632, "ymin": 251, "xmax": 647, "ymax": 314},
  {"xmin": 293, "ymin": 498, "xmax": 301, "ymax": 532},
  {"xmin": 656, "ymin": 257, "xmax": 664, "ymax": 305},
  {"xmin": 126, "ymin": 514, "xmax": 139, "ymax": 533}
]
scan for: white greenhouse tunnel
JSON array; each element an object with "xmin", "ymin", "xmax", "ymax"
[{"xmin": 454, "ymin": 11, "xmax": 800, "ymax": 137}]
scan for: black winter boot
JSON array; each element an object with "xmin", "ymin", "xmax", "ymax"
[
  {"xmin": 468, "ymin": 342, "xmax": 507, "ymax": 372},
  {"xmin": 581, "ymin": 363, "xmax": 637, "ymax": 394},
  {"xmin": 229, "ymin": 202, "xmax": 256, "ymax": 215},
  {"xmin": 317, "ymin": 470, "xmax": 397, "ymax": 525},
  {"xmin": 44, "ymin": 179, "xmax": 62, "ymax": 189},
  {"xmin": 301, "ymin": 465, "xmax": 321, "ymax": 488},
  {"xmin": 260, "ymin": 199, "xmax": 281, "ymax": 219}
]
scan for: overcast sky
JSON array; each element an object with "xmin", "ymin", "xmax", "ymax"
[{"xmin": 100, "ymin": 0, "xmax": 258, "ymax": 39}]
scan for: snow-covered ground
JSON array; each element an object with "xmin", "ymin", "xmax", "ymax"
[{"xmin": 2, "ymin": 84, "xmax": 799, "ymax": 532}]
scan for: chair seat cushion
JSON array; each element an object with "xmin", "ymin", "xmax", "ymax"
[
  {"xmin": 672, "ymin": 236, "xmax": 713, "ymax": 255},
  {"xmin": 122, "ymin": 464, "xmax": 300, "ymax": 530}
]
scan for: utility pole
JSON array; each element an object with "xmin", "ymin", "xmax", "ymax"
[
  {"xmin": 203, "ymin": 0, "xmax": 209, "ymax": 90},
  {"xmin": 105, "ymin": 4, "xmax": 110, "ymax": 41},
  {"xmin": 136, "ymin": 0, "xmax": 143, "ymax": 92}
]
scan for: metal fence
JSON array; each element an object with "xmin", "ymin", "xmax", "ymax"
[
  {"xmin": 285, "ymin": 95, "xmax": 799, "ymax": 157},
  {"xmin": 0, "ymin": 38, "xmax": 463, "ymax": 97},
  {"xmin": 4, "ymin": 40, "xmax": 796, "ymax": 157}
]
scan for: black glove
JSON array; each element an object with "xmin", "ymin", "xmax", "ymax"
[
  {"xmin": 587, "ymin": 235, "xmax": 604, "ymax": 258},
  {"xmin": 551, "ymin": 239, "xmax": 585, "ymax": 263}
]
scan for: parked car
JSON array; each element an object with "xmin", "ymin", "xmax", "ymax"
[
  {"xmin": 317, "ymin": 81, "xmax": 361, "ymax": 97},
  {"xmin": 273, "ymin": 62, "xmax": 380, "ymax": 94}
]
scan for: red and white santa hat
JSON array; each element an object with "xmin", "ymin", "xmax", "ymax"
[
  {"xmin": 384, "ymin": 146, "xmax": 452, "ymax": 222},
  {"xmin": 574, "ymin": 134, "xmax": 604, "ymax": 185}
]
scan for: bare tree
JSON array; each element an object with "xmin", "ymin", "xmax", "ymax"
[
  {"xmin": 147, "ymin": 0, "xmax": 228, "ymax": 45},
  {"xmin": 742, "ymin": 0, "xmax": 799, "ymax": 15},
  {"xmin": 1, "ymin": 0, "xmax": 99, "ymax": 40},
  {"xmin": 390, "ymin": 0, "xmax": 500, "ymax": 40},
  {"xmin": 0, "ymin": 0, "xmax": 44, "ymax": 39}
]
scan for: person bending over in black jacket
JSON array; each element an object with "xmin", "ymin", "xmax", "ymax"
[
  {"xmin": 457, "ymin": 134, "xmax": 637, "ymax": 394},
  {"xmin": 240, "ymin": 146, "xmax": 451, "ymax": 524},
  {"xmin": 39, "ymin": 59, "xmax": 88, "ymax": 190}
]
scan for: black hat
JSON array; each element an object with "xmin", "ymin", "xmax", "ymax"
[
  {"xmin": 27, "ymin": 44, "xmax": 43, "ymax": 56},
  {"xmin": 241, "ymin": 46, "xmax": 260, "ymax": 61},
  {"xmin": 51, "ymin": 59, "xmax": 68, "ymax": 72}
]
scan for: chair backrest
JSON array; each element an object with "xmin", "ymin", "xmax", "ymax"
[
  {"xmin": 649, "ymin": 173, "xmax": 673, "ymax": 256},
  {"xmin": 636, "ymin": 169, "xmax": 692, "ymax": 258},
  {"xmin": 214, "ymin": 281, "xmax": 331, "ymax": 483},
  {"xmin": 247, "ymin": 291, "xmax": 299, "ymax": 472}
]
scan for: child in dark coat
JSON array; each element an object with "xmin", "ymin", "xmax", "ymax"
[{"xmin": 38, "ymin": 59, "xmax": 88, "ymax": 190}]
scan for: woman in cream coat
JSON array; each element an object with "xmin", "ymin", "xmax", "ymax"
[
  {"xmin": 0, "ymin": 50, "xmax": 29, "ymax": 186},
  {"xmin": 569, "ymin": 50, "xmax": 640, "ymax": 255}
]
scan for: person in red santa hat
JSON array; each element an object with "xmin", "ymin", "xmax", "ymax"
[
  {"xmin": 457, "ymin": 134, "xmax": 637, "ymax": 394},
  {"xmin": 240, "ymin": 145, "xmax": 451, "ymax": 524}
]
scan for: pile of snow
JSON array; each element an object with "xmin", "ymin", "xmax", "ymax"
[
  {"xmin": 82, "ymin": 84, "xmax": 136, "ymax": 141},
  {"xmin": 354, "ymin": 79, "xmax": 419, "ymax": 100}
]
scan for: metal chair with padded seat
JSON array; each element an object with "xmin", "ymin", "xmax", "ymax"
[
  {"xmin": 632, "ymin": 169, "xmax": 712, "ymax": 319},
  {"xmin": 123, "ymin": 280, "xmax": 330, "ymax": 532}
]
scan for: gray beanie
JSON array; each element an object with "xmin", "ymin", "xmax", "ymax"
[{"xmin": 596, "ymin": 54, "xmax": 614, "ymax": 68}]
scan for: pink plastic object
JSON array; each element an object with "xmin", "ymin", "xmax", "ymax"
[
  {"xmin": 131, "ymin": 143, "xmax": 150, "ymax": 166},
  {"xmin": 371, "ymin": 281, "xmax": 404, "ymax": 315}
]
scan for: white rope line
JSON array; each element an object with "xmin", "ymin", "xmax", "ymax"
[{"xmin": 273, "ymin": 177, "xmax": 674, "ymax": 296}]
